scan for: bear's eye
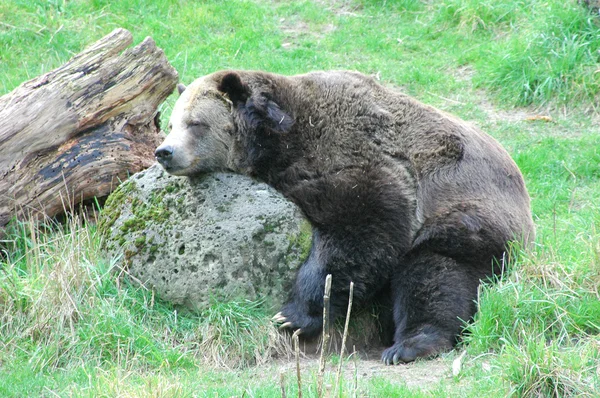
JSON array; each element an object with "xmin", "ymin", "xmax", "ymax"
[{"xmin": 188, "ymin": 120, "xmax": 209, "ymax": 130}]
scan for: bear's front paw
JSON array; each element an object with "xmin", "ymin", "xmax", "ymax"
[
  {"xmin": 272, "ymin": 312, "xmax": 297, "ymax": 332},
  {"xmin": 272, "ymin": 303, "xmax": 323, "ymax": 338}
]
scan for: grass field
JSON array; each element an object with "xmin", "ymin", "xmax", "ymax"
[{"xmin": 1, "ymin": 0, "xmax": 600, "ymax": 396}]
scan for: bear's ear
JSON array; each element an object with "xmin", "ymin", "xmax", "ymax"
[
  {"xmin": 217, "ymin": 72, "xmax": 250, "ymax": 105},
  {"xmin": 177, "ymin": 83, "xmax": 186, "ymax": 95},
  {"xmin": 217, "ymin": 72, "xmax": 293, "ymax": 133}
]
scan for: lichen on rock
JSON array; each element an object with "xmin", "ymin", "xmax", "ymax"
[{"xmin": 99, "ymin": 163, "xmax": 310, "ymax": 311}]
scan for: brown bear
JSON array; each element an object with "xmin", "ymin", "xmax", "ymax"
[{"xmin": 155, "ymin": 70, "xmax": 535, "ymax": 364}]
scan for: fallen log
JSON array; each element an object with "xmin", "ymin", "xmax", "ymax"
[{"xmin": 0, "ymin": 28, "xmax": 178, "ymax": 229}]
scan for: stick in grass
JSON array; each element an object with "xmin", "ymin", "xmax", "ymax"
[
  {"xmin": 279, "ymin": 369, "xmax": 286, "ymax": 398},
  {"xmin": 335, "ymin": 281, "xmax": 354, "ymax": 395},
  {"xmin": 317, "ymin": 274, "xmax": 332, "ymax": 398},
  {"xmin": 293, "ymin": 329, "xmax": 302, "ymax": 398},
  {"xmin": 352, "ymin": 345, "xmax": 358, "ymax": 398}
]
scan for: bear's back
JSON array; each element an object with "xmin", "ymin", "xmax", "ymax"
[{"xmin": 289, "ymin": 71, "xmax": 534, "ymax": 243}]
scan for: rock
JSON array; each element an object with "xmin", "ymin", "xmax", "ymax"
[{"xmin": 99, "ymin": 163, "xmax": 311, "ymax": 311}]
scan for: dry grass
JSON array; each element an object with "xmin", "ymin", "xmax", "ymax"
[
  {"xmin": 0, "ymin": 216, "xmax": 295, "ymax": 377},
  {"xmin": 0, "ymin": 216, "xmax": 104, "ymax": 368}
]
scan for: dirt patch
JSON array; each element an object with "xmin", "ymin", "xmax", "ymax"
[
  {"xmin": 476, "ymin": 95, "xmax": 542, "ymax": 123},
  {"xmin": 454, "ymin": 65, "xmax": 476, "ymax": 83},
  {"xmin": 255, "ymin": 326, "xmax": 453, "ymax": 391},
  {"xmin": 277, "ymin": 0, "xmax": 371, "ymax": 49},
  {"xmin": 314, "ymin": 0, "xmax": 366, "ymax": 17},
  {"xmin": 352, "ymin": 356, "xmax": 450, "ymax": 390},
  {"xmin": 270, "ymin": 351, "xmax": 451, "ymax": 392},
  {"xmin": 279, "ymin": 17, "xmax": 336, "ymax": 49},
  {"xmin": 280, "ymin": 19, "xmax": 336, "ymax": 38}
]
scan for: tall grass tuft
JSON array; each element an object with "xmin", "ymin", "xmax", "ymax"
[
  {"xmin": 500, "ymin": 337, "xmax": 599, "ymax": 397},
  {"xmin": 474, "ymin": 1, "xmax": 600, "ymax": 106},
  {"xmin": 0, "ymin": 217, "xmax": 106, "ymax": 370},
  {"xmin": 464, "ymin": 234, "xmax": 600, "ymax": 396},
  {"xmin": 0, "ymin": 216, "xmax": 291, "ymax": 381},
  {"xmin": 467, "ymin": 245, "xmax": 600, "ymax": 353},
  {"xmin": 427, "ymin": 0, "xmax": 600, "ymax": 107},
  {"xmin": 198, "ymin": 299, "xmax": 292, "ymax": 367},
  {"xmin": 434, "ymin": 0, "xmax": 525, "ymax": 32}
]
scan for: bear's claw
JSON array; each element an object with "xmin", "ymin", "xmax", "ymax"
[
  {"xmin": 272, "ymin": 312, "xmax": 303, "ymax": 334},
  {"xmin": 272, "ymin": 312, "xmax": 294, "ymax": 329},
  {"xmin": 272, "ymin": 312, "xmax": 287, "ymax": 323},
  {"xmin": 279, "ymin": 321, "xmax": 293, "ymax": 329},
  {"xmin": 381, "ymin": 344, "xmax": 417, "ymax": 365}
]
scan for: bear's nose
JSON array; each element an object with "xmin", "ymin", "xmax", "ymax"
[{"xmin": 155, "ymin": 145, "xmax": 173, "ymax": 164}]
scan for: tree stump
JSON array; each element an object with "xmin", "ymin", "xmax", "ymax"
[{"xmin": 0, "ymin": 28, "xmax": 178, "ymax": 229}]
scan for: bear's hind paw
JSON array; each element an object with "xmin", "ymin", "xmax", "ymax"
[
  {"xmin": 381, "ymin": 327, "xmax": 454, "ymax": 365},
  {"xmin": 381, "ymin": 344, "xmax": 418, "ymax": 365}
]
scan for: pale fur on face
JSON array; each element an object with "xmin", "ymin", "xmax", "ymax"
[{"xmin": 156, "ymin": 77, "xmax": 235, "ymax": 176}]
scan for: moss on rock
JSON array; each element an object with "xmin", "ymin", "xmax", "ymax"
[
  {"xmin": 287, "ymin": 220, "xmax": 313, "ymax": 263},
  {"xmin": 99, "ymin": 174, "xmax": 173, "ymax": 258},
  {"xmin": 97, "ymin": 179, "xmax": 138, "ymax": 241}
]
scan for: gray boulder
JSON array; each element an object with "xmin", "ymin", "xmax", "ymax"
[{"xmin": 99, "ymin": 163, "xmax": 311, "ymax": 311}]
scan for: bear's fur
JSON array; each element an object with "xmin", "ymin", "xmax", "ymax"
[{"xmin": 155, "ymin": 70, "xmax": 535, "ymax": 364}]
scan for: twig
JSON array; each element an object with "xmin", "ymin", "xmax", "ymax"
[
  {"xmin": 317, "ymin": 274, "xmax": 332, "ymax": 398},
  {"xmin": 48, "ymin": 24, "xmax": 64, "ymax": 44},
  {"xmin": 233, "ymin": 42, "xmax": 243, "ymax": 58},
  {"xmin": 335, "ymin": 281, "xmax": 354, "ymax": 396},
  {"xmin": 452, "ymin": 350, "xmax": 467, "ymax": 377},
  {"xmin": 352, "ymin": 346, "xmax": 358, "ymax": 398},
  {"xmin": 280, "ymin": 369, "xmax": 286, "ymax": 398},
  {"xmin": 293, "ymin": 329, "xmax": 302, "ymax": 398},
  {"xmin": 426, "ymin": 91, "xmax": 466, "ymax": 105}
]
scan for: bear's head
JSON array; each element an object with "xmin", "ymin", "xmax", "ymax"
[
  {"xmin": 155, "ymin": 71, "xmax": 294, "ymax": 176},
  {"xmin": 154, "ymin": 74, "xmax": 235, "ymax": 176}
]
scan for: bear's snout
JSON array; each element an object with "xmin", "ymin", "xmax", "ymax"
[{"xmin": 155, "ymin": 145, "xmax": 174, "ymax": 167}]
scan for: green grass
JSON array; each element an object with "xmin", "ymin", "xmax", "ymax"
[
  {"xmin": 2, "ymin": 0, "xmax": 599, "ymax": 109},
  {"xmin": 1, "ymin": 0, "xmax": 600, "ymax": 396}
]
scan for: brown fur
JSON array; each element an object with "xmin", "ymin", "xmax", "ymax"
[{"xmin": 156, "ymin": 70, "xmax": 535, "ymax": 363}]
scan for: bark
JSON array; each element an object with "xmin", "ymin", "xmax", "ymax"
[{"xmin": 0, "ymin": 28, "xmax": 178, "ymax": 229}]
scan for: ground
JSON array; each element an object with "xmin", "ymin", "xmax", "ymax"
[{"xmin": 276, "ymin": 352, "xmax": 452, "ymax": 390}]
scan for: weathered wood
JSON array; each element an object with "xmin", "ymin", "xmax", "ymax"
[{"xmin": 0, "ymin": 28, "xmax": 178, "ymax": 228}]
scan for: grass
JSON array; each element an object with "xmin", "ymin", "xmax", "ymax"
[
  {"xmin": 1, "ymin": 0, "xmax": 600, "ymax": 396},
  {"xmin": 2, "ymin": 0, "xmax": 599, "ymax": 110},
  {"xmin": 0, "ymin": 216, "xmax": 296, "ymax": 396}
]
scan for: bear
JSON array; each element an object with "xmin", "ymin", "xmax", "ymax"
[{"xmin": 155, "ymin": 70, "xmax": 535, "ymax": 364}]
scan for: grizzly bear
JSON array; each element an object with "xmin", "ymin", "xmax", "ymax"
[{"xmin": 155, "ymin": 70, "xmax": 534, "ymax": 364}]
